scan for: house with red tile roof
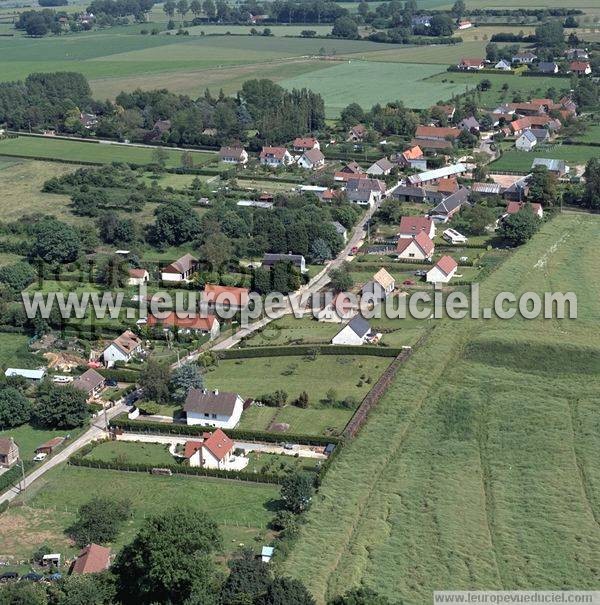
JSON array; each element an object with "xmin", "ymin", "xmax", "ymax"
[
  {"xmin": 426, "ymin": 256, "xmax": 458, "ymax": 284},
  {"xmin": 396, "ymin": 231, "xmax": 434, "ymax": 261},
  {"xmin": 185, "ymin": 428, "xmax": 244, "ymax": 470},
  {"xmin": 202, "ymin": 284, "xmax": 250, "ymax": 310},
  {"xmin": 71, "ymin": 544, "xmax": 111, "ymax": 575},
  {"xmin": 147, "ymin": 311, "xmax": 220, "ymax": 340},
  {"xmin": 458, "ymin": 57, "xmax": 485, "ymax": 70},
  {"xmin": 293, "ymin": 137, "xmax": 320, "ymax": 152},
  {"xmin": 569, "ymin": 61, "xmax": 591, "ymax": 75},
  {"xmin": 506, "ymin": 201, "xmax": 543, "ymax": 218},
  {"xmin": 127, "ymin": 268, "xmax": 149, "ymax": 286},
  {"xmin": 398, "ymin": 215, "xmax": 436, "ymax": 239},
  {"xmin": 415, "ymin": 126, "xmax": 460, "ymax": 141},
  {"xmin": 259, "ymin": 146, "xmax": 293, "ymax": 167}
]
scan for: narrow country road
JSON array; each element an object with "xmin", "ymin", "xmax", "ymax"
[{"xmin": 0, "ymin": 403, "xmax": 127, "ymax": 505}]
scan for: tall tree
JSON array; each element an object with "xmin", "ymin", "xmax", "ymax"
[
  {"xmin": 170, "ymin": 364, "xmax": 203, "ymax": 402},
  {"xmin": 32, "ymin": 382, "xmax": 88, "ymax": 429},
  {"xmin": 140, "ymin": 359, "xmax": 171, "ymax": 403}
]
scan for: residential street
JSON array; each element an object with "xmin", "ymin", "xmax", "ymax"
[{"xmin": 0, "ymin": 403, "xmax": 127, "ymax": 505}]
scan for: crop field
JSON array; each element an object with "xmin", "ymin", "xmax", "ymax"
[
  {"xmin": 0, "ymin": 136, "xmax": 215, "ymax": 167},
  {"xmin": 282, "ymin": 61, "xmax": 466, "ymax": 115},
  {"xmin": 284, "ymin": 214, "xmax": 600, "ymax": 604},
  {"xmin": 2, "ymin": 464, "xmax": 279, "ymax": 562},
  {"xmin": 425, "ymin": 71, "xmax": 572, "ymax": 109},
  {"xmin": 491, "ymin": 144, "xmax": 600, "ymax": 173}
]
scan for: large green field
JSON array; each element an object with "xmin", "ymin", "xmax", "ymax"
[
  {"xmin": 0, "ymin": 136, "xmax": 215, "ymax": 167},
  {"xmin": 3, "ymin": 464, "xmax": 279, "ymax": 562},
  {"xmin": 491, "ymin": 144, "xmax": 600, "ymax": 173},
  {"xmin": 282, "ymin": 61, "xmax": 466, "ymax": 115},
  {"xmin": 284, "ymin": 213, "xmax": 600, "ymax": 604}
]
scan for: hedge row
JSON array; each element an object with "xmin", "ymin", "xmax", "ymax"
[
  {"xmin": 69, "ymin": 455, "xmax": 284, "ymax": 484},
  {"xmin": 109, "ymin": 413, "xmax": 342, "ymax": 446},
  {"xmin": 220, "ymin": 345, "xmax": 401, "ymax": 360},
  {"xmin": 97, "ymin": 368, "xmax": 141, "ymax": 382},
  {"xmin": 0, "ymin": 461, "xmax": 33, "ymax": 493}
]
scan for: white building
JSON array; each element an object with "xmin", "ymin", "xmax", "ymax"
[
  {"xmin": 297, "ymin": 148, "xmax": 325, "ymax": 170},
  {"xmin": 4, "ymin": 368, "xmax": 46, "ymax": 381},
  {"xmin": 426, "ymin": 256, "xmax": 458, "ymax": 284},
  {"xmin": 515, "ymin": 130, "xmax": 538, "ymax": 152},
  {"xmin": 184, "ymin": 389, "xmax": 244, "ymax": 429},
  {"xmin": 259, "ymin": 147, "xmax": 293, "ymax": 167},
  {"xmin": 361, "ymin": 268, "xmax": 395, "ymax": 302},
  {"xmin": 442, "ymin": 228, "xmax": 468, "ymax": 244},
  {"xmin": 185, "ymin": 429, "xmax": 247, "ymax": 470},
  {"xmin": 219, "ymin": 146, "xmax": 248, "ymax": 165},
  {"xmin": 102, "ymin": 330, "xmax": 142, "ymax": 366},
  {"xmin": 160, "ymin": 254, "xmax": 198, "ymax": 282},
  {"xmin": 127, "ymin": 268, "xmax": 149, "ymax": 286},
  {"xmin": 331, "ymin": 315, "xmax": 372, "ymax": 346},
  {"xmin": 396, "ymin": 231, "xmax": 434, "ymax": 261},
  {"xmin": 367, "ymin": 157, "xmax": 395, "ymax": 176}
]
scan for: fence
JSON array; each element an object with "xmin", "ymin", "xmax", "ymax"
[{"xmin": 342, "ymin": 327, "xmax": 434, "ymax": 439}]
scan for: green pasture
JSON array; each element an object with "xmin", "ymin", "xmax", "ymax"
[
  {"xmin": 491, "ymin": 144, "xmax": 600, "ymax": 172},
  {"xmin": 284, "ymin": 213, "xmax": 600, "ymax": 603}
]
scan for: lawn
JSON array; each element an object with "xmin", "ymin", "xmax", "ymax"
[
  {"xmin": 3, "ymin": 464, "xmax": 279, "ymax": 563},
  {"xmin": 491, "ymin": 144, "xmax": 600, "ymax": 173},
  {"xmin": 204, "ymin": 353, "xmax": 389, "ymax": 403},
  {"xmin": 284, "ymin": 213, "xmax": 600, "ymax": 603},
  {"xmin": 0, "ymin": 136, "xmax": 216, "ymax": 167},
  {"xmin": 83, "ymin": 440, "xmax": 176, "ymax": 466},
  {"xmin": 281, "ymin": 61, "xmax": 467, "ymax": 116},
  {"xmin": 0, "ymin": 425, "xmax": 82, "ymax": 461},
  {"xmin": 243, "ymin": 316, "xmax": 341, "ymax": 347},
  {"xmin": 245, "ymin": 451, "xmax": 322, "ymax": 477},
  {"xmin": 0, "ymin": 332, "xmax": 38, "ymax": 369}
]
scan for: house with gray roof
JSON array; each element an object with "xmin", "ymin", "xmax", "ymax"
[
  {"xmin": 262, "ymin": 253, "xmax": 307, "ymax": 273},
  {"xmin": 331, "ymin": 315, "xmax": 372, "ymax": 346},
  {"xmin": 429, "ymin": 187, "xmax": 470, "ymax": 222},
  {"xmin": 532, "ymin": 158, "xmax": 568, "ymax": 177},
  {"xmin": 184, "ymin": 389, "xmax": 245, "ymax": 429}
]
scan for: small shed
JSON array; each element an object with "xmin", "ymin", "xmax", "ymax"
[
  {"xmin": 261, "ymin": 546, "xmax": 274, "ymax": 563},
  {"xmin": 42, "ymin": 553, "xmax": 61, "ymax": 567}
]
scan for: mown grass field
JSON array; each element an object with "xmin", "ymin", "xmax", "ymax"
[
  {"xmin": 3, "ymin": 464, "xmax": 279, "ymax": 562},
  {"xmin": 0, "ymin": 136, "xmax": 215, "ymax": 167},
  {"xmin": 0, "ymin": 425, "xmax": 83, "ymax": 461},
  {"xmin": 284, "ymin": 213, "xmax": 600, "ymax": 604},
  {"xmin": 0, "ymin": 332, "xmax": 38, "ymax": 369},
  {"xmin": 281, "ymin": 61, "xmax": 465, "ymax": 115},
  {"xmin": 83, "ymin": 440, "xmax": 175, "ymax": 465},
  {"xmin": 491, "ymin": 144, "xmax": 600, "ymax": 173}
]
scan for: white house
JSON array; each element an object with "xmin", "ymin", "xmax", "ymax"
[
  {"xmin": 396, "ymin": 231, "xmax": 434, "ymax": 261},
  {"xmin": 219, "ymin": 146, "xmax": 248, "ymax": 165},
  {"xmin": 293, "ymin": 137, "xmax": 320, "ymax": 152},
  {"xmin": 515, "ymin": 130, "xmax": 538, "ymax": 152},
  {"xmin": 102, "ymin": 330, "xmax": 142, "ymax": 366},
  {"xmin": 185, "ymin": 429, "xmax": 247, "ymax": 470},
  {"xmin": 262, "ymin": 253, "xmax": 307, "ymax": 273},
  {"xmin": 297, "ymin": 148, "xmax": 325, "ymax": 170},
  {"xmin": 331, "ymin": 315, "xmax": 372, "ymax": 346},
  {"xmin": 184, "ymin": 389, "xmax": 244, "ymax": 429},
  {"xmin": 160, "ymin": 254, "xmax": 198, "ymax": 282},
  {"xmin": 426, "ymin": 256, "xmax": 458, "ymax": 284},
  {"xmin": 127, "ymin": 268, "xmax": 149, "ymax": 286},
  {"xmin": 361, "ymin": 268, "xmax": 395, "ymax": 302},
  {"xmin": 367, "ymin": 157, "xmax": 395, "ymax": 176},
  {"xmin": 495, "ymin": 59, "xmax": 512, "ymax": 71},
  {"xmin": 259, "ymin": 146, "xmax": 293, "ymax": 167}
]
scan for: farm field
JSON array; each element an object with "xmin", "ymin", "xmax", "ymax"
[
  {"xmin": 284, "ymin": 213, "xmax": 600, "ymax": 604},
  {"xmin": 3, "ymin": 464, "xmax": 279, "ymax": 563},
  {"xmin": 491, "ymin": 144, "xmax": 600, "ymax": 173},
  {"xmin": 425, "ymin": 71, "xmax": 572, "ymax": 109},
  {"xmin": 0, "ymin": 136, "xmax": 216, "ymax": 167},
  {"xmin": 281, "ymin": 61, "xmax": 467, "ymax": 115}
]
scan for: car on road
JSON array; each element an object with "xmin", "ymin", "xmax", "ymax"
[
  {"xmin": 350, "ymin": 246, "xmax": 359, "ymax": 255},
  {"xmin": 33, "ymin": 452, "xmax": 47, "ymax": 462},
  {"xmin": 283, "ymin": 443, "xmax": 295, "ymax": 450}
]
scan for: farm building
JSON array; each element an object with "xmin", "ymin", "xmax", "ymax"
[{"xmin": 184, "ymin": 389, "xmax": 245, "ymax": 429}]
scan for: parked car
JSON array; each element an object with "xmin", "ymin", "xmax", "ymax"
[
  {"xmin": 283, "ymin": 443, "xmax": 295, "ymax": 450},
  {"xmin": 33, "ymin": 452, "xmax": 47, "ymax": 462},
  {"xmin": 414, "ymin": 270, "xmax": 426, "ymax": 277},
  {"xmin": 403, "ymin": 279, "xmax": 415, "ymax": 286},
  {"xmin": 350, "ymin": 246, "xmax": 358, "ymax": 255},
  {"xmin": 105, "ymin": 379, "xmax": 118, "ymax": 387},
  {"xmin": 0, "ymin": 572, "xmax": 19, "ymax": 583},
  {"xmin": 21, "ymin": 573, "xmax": 43, "ymax": 582}
]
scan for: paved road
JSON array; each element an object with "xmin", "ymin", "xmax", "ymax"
[
  {"xmin": 0, "ymin": 403, "xmax": 127, "ymax": 505},
  {"xmin": 211, "ymin": 201, "xmax": 379, "ymax": 351}
]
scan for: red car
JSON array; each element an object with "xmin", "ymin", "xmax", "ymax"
[
  {"xmin": 403, "ymin": 279, "xmax": 415, "ymax": 286},
  {"xmin": 350, "ymin": 246, "xmax": 359, "ymax": 255}
]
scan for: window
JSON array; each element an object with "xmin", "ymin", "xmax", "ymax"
[
  {"xmin": 204, "ymin": 413, "xmax": 209, "ymax": 418},
  {"xmin": 211, "ymin": 414, "xmax": 217, "ymax": 419},
  {"xmin": 409, "ymin": 253, "xmax": 415, "ymax": 258}
]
